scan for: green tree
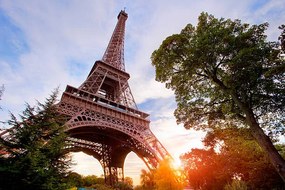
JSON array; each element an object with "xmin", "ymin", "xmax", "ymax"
[
  {"xmin": 151, "ymin": 12, "xmax": 285, "ymax": 181},
  {"xmin": 82, "ymin": 175, "xmax": 103, "ymax": 187},
  {"xmin": 114, "ymin": 181, "xmax": 133, "ymax": 190},
  {"xmin": 65, "ymin": 172, "xmax": 83, "ymax": 188},
  {"xmin": 0, "ymin": 90, "xmax": 71, "ymax": 189},
  {"xmin": 181, "ymin": 148, "xmax": 228, "ymax": 189},
  {"xmin": 208, "ymin": 128, "xmax": 284, "ymax": 189}
]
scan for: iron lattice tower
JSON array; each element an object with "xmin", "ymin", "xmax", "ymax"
[{"xmin": 57, "ymin": 10, "xmax": 170, "ymax": 185}]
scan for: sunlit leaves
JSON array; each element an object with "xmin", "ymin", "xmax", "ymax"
[
  {"xmin": 154, "ymin": 158, "xmax": 185, "ymax": 190},
  {"xmin": 136, "ymin": 159, "xmax": 185, "ymax": 190},
  {"xmin": 139, "ymin": 169, "xmax": 155, "ymax": 190},
  {"xmin": 181, "ymin": 128, "xmax": 284, "ymax": 189}
]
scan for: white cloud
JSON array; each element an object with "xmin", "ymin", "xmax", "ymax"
[{"xmin": 151, "ymin": 114, "xmax": 205, "ymax": 160}]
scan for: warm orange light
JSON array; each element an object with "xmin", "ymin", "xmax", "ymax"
[{"xmin": 172, "ymin": 158, "xmax": 182, "ymax": 170}]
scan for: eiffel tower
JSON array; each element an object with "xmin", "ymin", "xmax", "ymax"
[{"xmin": 57, "ymin": 10, "xmax": 170, "ymax": 185}]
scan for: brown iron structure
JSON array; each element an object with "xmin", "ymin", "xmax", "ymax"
[{"xmin": 57, "ymin": 10, "xmax": 170, "ymax": 185}]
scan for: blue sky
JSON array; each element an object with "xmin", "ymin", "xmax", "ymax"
[{"xmin": 1, "ymin": 0, "xmax": 284, "ymax": 185}]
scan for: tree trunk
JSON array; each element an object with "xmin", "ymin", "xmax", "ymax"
[
  {"xmin": 245, "ymin": 109, "xmax": 285, "ymax": 182},
  {"xmin": 229, "ymin": 91, "xmax": 285, "ymax": 182}
]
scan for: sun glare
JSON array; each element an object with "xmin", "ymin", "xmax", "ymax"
[{"xmin": 172, "ymin": 158, "xmax": 182, "ymax": 170}]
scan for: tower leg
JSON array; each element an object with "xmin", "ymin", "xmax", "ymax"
[
  {"xmin": 102, "ymin": 165, "xmax": 124, "ymax": 186},
  {"xmin": 100, "ymin": 144, "xmax": 124, "ymax": 186}
]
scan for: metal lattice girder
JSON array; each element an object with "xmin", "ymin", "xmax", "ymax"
[
  {"xmin": 57, "ymin": 88, "xmax": 170, "ymax": 168},
  {"xmin": 79, "ymin": 60, "xmax": 137, "ymax": 109},
  {"xmin": 102, "ymin": 10, "xmax": 128, "ymax": 70},
  {"xmin": 57, "ymin": 67, "xmax": 170, "ymax": 186}
]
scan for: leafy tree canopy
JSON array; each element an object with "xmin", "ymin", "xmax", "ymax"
[
  {"xmin": 181, "ymin": 127, "xmax": 284, "ymax": 189},
  {"xmin": 135, "ymin": 159, "xmax": 185, "ymax": 190},
  {"xmin": 152, "ymin": 12, "xmax": 284, "ymax": 134},
  {"xmin": 152, "ymin": 12, "xmax": 285, "ymax": 180},
  {"xmin": 136, "ymin": 169, "xmax": 155, "ymax": 190}
]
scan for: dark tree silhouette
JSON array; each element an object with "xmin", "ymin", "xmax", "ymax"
[{"xmin": 0, "ymin": 90, "xmax": 71, "ymax": 190}]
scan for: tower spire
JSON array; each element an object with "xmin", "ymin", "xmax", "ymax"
[{"xmin": 102, "ymin": 10, "xmax": 128, "ymax": 70}]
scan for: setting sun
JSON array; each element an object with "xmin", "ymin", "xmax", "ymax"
[{"xmin": 172, "ymin": 158, "xmax": 182, "ymax": 170}]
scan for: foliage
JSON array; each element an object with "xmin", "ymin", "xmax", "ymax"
[
  {"xmin": 139, "ymin": 169, "xmax": 155, "ymax": 190},
  {"xmin": 113, "ymin": 176, "xmax": 133, "ymax": 190},
  {"xmin": 208, "ymin": 128, "xmax": 284, "ymax": 189},
  {"xmin": 65, "ymin": 174, "xmax": 133, "ymax": 190},
  {"xmin": 82, "ymin": 175, "xmax": 104, "ymax": 187},
  {"xmin": 65, "ymin": 172, "xmax": 84, "ymax": 187},
  {"xmin": 155, "ymin": 158, "xmax": 184, "ymax": 190},
  {"xmin": 124, "ymin": 176, "xmax": 133, "ymax": 187},
  {"xmin": 224, "ymin": 180, "xmax": 248, "ymax": 190},
  {"xmin": 114, "ymin": 181, "xmax": 133, "ymax": 190},
  {"xmin": 181, "ymin": 148, "xmax": 228, "ymax": 189},
  {"xmin": 93, "ymin": 183, "xmax": 114, "ymax": 190},
  {"xmin": 65, "ymin": 174, "xmax": 114, "ymax": 190},
  {"xmin": 136, "ymin": 159, "xmax": 185, "ymax": 190},
  {"xmin": 180, "ymin": 127, "xmax": 284, "ymax": 189},
  {"xmin": 0, "ymin": 89, "xmax": 71, "ymax": 190},
  {"xmin": 64, "ymin": 173, "xmax": 133, "ymax": 190},
  {"xmin": 68, "ymin": 187, "xmax": 78, "ymax": 190},
  {"xmin": 279, "ymin": 24, "xmax": 285, "ymax": 52},
  {"xmin": 133, "ymin": 186, "xmax": 144, "ymax": 190},
  {"xmin": 151, "ymin": 12, "xmax": 285, "ymax": 180}
]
